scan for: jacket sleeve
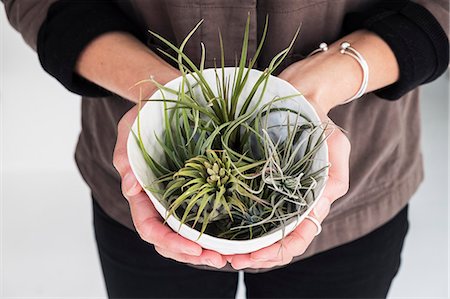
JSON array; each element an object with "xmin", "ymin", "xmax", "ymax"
[
  {"xmin": 2, "ymin": 0, "xmax": 58, "ymax": 51},
  {"xmin": 415, "ymin": 0, "xmax": 449, "ymax": 37},
  {"xmin": 343, "ymin": 0, "xmax": 449, "ymax": 100},
  {"xmin": 2, "ymin": 0, "xmax": 144, "ymax": 97}
]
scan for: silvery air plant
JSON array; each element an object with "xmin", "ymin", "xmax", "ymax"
[{"xmin": 128, "ymin": 15, "xmax": 331, "ymax": 254}]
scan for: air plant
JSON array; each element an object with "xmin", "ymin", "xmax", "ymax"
[{"xmin": 134, "ymin": 14, "xmax": 330, "ymax": 240}]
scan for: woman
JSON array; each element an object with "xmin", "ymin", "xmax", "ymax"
[{"xmin": 3, "ymin": 0, "xmax": 448, "ymax": 298}]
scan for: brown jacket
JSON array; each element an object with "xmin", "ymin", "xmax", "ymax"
[{"xmin": 4, "ymin": 0, "xmax": 449, "ymax": 273}]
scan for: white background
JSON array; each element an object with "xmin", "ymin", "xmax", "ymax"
[{"xmin": 1, "ymin": 8, "xmax": 449, "ymax": 299}]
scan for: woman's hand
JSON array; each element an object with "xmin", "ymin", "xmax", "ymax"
[
  {"xmin": 84, "ymin": 32, "xmax": 226, "ymax": 269},
  {"xmin": 227, "ymin": 58, "xmax": 354, "ymax": 269},
  {"xmin": 228, "ymin": 29, "xmax": 400, "ymax": 270},
  {"xmin": 228, "ymin": 110, "xmax": 351, "ymax": 270},
  {"xmin": 113, "ymin": 105, "xmax": 228, "ymax": 270}
]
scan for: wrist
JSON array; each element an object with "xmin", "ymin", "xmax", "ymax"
[
  {"xmin": 279, "ymin": 30, "xmax": 400, "ymax": 114},
  {"xmin": 76, "ymin": 32, "xmax": 181, "ymax": 102},
  {"xmin": 280, "ymin": 49, "xmax": 361, "ymax": 114}
]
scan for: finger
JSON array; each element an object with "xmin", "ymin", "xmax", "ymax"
[
  {"xmin": 112, "ymin": 106, "xmax": 143, "ymax": 198},
  {"xmin": 228, "ymin": 254, "xmax": 252, "ymax": 269},
  {"xmin": 249, "ymin": 216, "xmax": 318, "ymax": 262},
  {"xmin": 224, "ymin": 255, "xmax": 234, "ymax": 263},
  {"xmin": 154, "ymin": 246, "xmax": 227, "ymax": 269},
  {"xmin": 154, "ymin": 246, "xmax": 204, "ymax": 265},
  {"xmin": 231, "ymin": 211, "xmax": 321, "ymax": 269},
  {"xmin": 128, "ymin": 191, "xmax": 203, "ymax": 256},
  {"xmin": 230, "ymin": 253, "xmax": 293, "ymax": 270},
  {"xmin": 113, "ymin": 105, "xmax": 139, "ymax": 178},
  {"xmin": 312, "ymin": 196, "xmax": 331, "ymax": 221},
  {"xmin": 230, "ymin": 254, "xmax": 259, "ymax": 270},
  {"xmin": 121, "ymin": 172, "xmax": 143, "ymax": 198},
  {"xmin": 322, "ymin": 125, "xmax": 351, "ymax": 202}
]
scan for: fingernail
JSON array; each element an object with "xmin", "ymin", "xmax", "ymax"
[
  {"xmin": 124, "ymin": 173, "xmax": 140, "ymax": 196},
  {"xmin": 314, "ymin": 198, "xmax": 330, "ymax": 219}
]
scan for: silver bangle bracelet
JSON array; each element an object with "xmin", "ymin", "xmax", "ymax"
[{"xmin": 308, "ymin": 42, "xmax": 369, "ymax": 104}]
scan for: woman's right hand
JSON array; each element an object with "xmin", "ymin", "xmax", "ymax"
[
  {"xmin": 77, "ymin": 31, "xmax": 226, "ymax": 268},
  {"xmin": 113, "ymin": 105, "xmax": 228, "ymax": 269}
]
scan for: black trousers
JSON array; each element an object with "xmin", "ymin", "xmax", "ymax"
[{"xmin": 93, "ymin": 198, "xmax": 409, "ymax": 299}]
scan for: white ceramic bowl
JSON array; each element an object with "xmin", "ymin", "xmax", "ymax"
[{"xmin": 127, "ymin": 68, "xmax": 328, "ymax": 255}]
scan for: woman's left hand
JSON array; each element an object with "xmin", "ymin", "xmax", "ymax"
[
  {"xmin": 227, "ymin": 37, "xmax": 360, "ymax": 270},
  {"xmin": 229, "ymin": 28, "xmax": 400, "ymax": 269},
  {"xmin": 228, "ymin": 114, "xmax": 351, "ymax": 270}
]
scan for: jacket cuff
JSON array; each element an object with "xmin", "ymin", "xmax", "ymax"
[
  {"xmin": 37, "ymin": 1, "xmax": 144, "ymax": 97},
  {"xmin": 344, "ymin": 1, "xmax": 449, "ymax": 100}
]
